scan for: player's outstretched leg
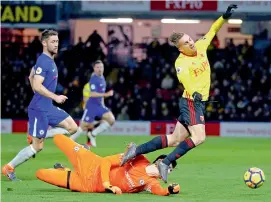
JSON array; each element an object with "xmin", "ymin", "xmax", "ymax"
[
  {"xmin": 2, "ymin": 108, "xmax": 50, "ymax": 180},
  {"xmin": 2, "ymin": 140, "xmax": 41, "ymax": 181},
  {"xmin": 45, "ymin": 127, "xmax": 70, "ymax": 138},
  {"xmin": 36, "ymin": 169, "xmax": 69, "ymax": 188},
  {"xmin": 70, "ymin": 126, "xmax": 86, "ymax": 141},
  {"xmin": 70, "ymin": 119, "xmax": 99, "ymax": 142},
  {"xmin": 120, "ymin": 135, "xmax": 168, "ymax": 166},
  {"xmin": 159, "ymin": 124, "xmax": 205, "ymax": 182},
  {"xmin": 88, "ymin": 111, "xmax": 115, "ymax": 147},
  {"xmin": 48, "ymin": 107, "xmax": 78, "ymax": 138},
  {"xmin": 53, "ymin": 134, "xmax": 92, "ymax": 170},
  {"xmin": 160, "ymin": 138, "xmax": 196, "ymax": 183},
  {"xmin": 121, "ymin": 122, "xmax": 189, "ymax": 166}
]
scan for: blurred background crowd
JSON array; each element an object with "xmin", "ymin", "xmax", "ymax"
[{"xmin": 2, "ymin": 30, "xmax": 271, "ymax": 122}]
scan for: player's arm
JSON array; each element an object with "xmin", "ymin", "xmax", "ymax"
[
  {"xmin": 145, "ymin": 182, "xmax": 169, "ymax": 196},
  {"xmin": 199, "ymin": 17, "xmax": 225, "ymax": 49},
  {"xmin": 28, "ymin": 67, "xmax": 35, "ymax": 91},
  {"xmin": 32, "ymin": 64, "xmax": 67, "ymax": 104},
  {"xmin": 89, "ymin": 79, "xmax": 113, "ymax": 98},
  {"xmin": 200, "ymin": 4, "xmax": 237, "ymax": 48},
  {"xmin": 33, "ymin": 75, "xmax": 58, "ymax": 100},
  {"xmin": 89, "ymin": 90, "xmax": 113, "ymax": 98},
  {"xmin": 100, "ymin": 154, "xmax": 123, "ymax": 194},
  {"xmin": 145, "ymin": 180, "xmax": 180, "ymax": 196}
]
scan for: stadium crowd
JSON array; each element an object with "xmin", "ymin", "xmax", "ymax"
[{"xmin": 1, "ymin": 31, "xmax": 271, "ymax": 122}]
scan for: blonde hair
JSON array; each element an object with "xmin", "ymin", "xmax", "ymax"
[{"xmin": 169, "ymin": 32, "xmax": 184, "ymax": 48}]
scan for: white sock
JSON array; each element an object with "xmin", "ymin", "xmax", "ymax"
[
  {"xmin": 92, "ymin": 121, "xmax": 111, "ymax": 137},
  {"xmin": 45, "ymin": 128, "xmax": 69, "ymax": 138},
  {"xmin": 8, "ymin": 145, "xmax": 37, "ymax": 168},
  {"xmin": 70, "ymin": 127, "xmax": 85, "ymax": 141}
]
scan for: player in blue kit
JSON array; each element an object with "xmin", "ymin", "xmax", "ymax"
[
  {"xmin": 70, "ymin": 60, "xmax": 115, "ymax": 147},
  {"xmin": 2, "ymin": 30, "xmax": 78, "ymax": 181}
]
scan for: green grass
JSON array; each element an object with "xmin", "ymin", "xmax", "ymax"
[{"xmin": 1, "ymin": 134, "xmax": 271, "ymax": 202}]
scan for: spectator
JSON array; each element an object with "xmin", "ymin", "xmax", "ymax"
[
  {"xmin": 161, "ymin": 74, "xmax": 174, "ymax": 89},
  {"xmin": 117, "ymin": 106, "xmax": 130, "ymax": 120},
  {"xmin": 1, "ymin": 35, "xmax": 270, "ymax": 122}
]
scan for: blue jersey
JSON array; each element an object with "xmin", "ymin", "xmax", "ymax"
[
  {"xmin": 28, "ymin": 53, "xmax": 58, "ymax": 111},
  {"xmin": 87, "ymin": 74, "xmax": 106, "ymax": 105}
]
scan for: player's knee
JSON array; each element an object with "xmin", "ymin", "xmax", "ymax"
[
  {"xmin": 108, "ymin": 117, "xmax": 115, "ymax": 125},
  {"xmin": 167, "ymin": 134, "xmax": 180, "ymax": 147},
  {"xmin": 193, "ymin": 134, "xmax": 206, "ymax": 146},
  {"xmin": 103, "ymin": 112, "xmax": 115, "ymax": 125},
  {"xmin": 36, "ymin": 169, "xmax": 49, "ymax": 182},
  {"xmin": 36, "ymin": 169, "xmax": 44, "ymax": 179},
  {"xmin": 32, "ymin": 143, "xmax": 43, "ymax": 152},
  {"xmin": 67, "ymin": 124, "xmax": 78, "ymax": 135}
]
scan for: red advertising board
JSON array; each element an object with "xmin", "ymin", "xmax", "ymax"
[
  {"xmin": 12, "ymin": 120, "xmax": 28, "ymax": 133},
  {"xmin": 151, "ymin": 0, "xmax": 217, "ymax": 11}
]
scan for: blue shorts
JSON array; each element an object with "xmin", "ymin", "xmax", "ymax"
[
  {"xmin": 28, "ymin": 106, "xmax": 69, "ymax": 138},
  {"xmin": 82, "ymin": 104, "xmax": 109, "ymax": 123}
]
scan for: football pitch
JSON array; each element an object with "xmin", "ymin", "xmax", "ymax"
[{"xmin": 1, "ymin": 134, "xmax": 271, "ymax": 202}]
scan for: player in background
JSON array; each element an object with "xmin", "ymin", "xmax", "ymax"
[
  {"xmin": 36, "ymin": 134, "xmax": 180, "ymax": 196},
  {"xmin": 121, "ymin": 5, "xmax": 238, "ymax": 183},
  {"xmin": 2, "ymin": 30, "xmax": 78, "ymax": 181},
  {"xmin": 70, "ymin": 60, "xmax": 115, "ymax": 147},
  {"xmin": 77, "ymin": 77, "xmax": 101, "ymax": 145}
]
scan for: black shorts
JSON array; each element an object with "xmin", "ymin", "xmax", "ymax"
[{"xmin": 178, "ymin": 97, "xmax": 206, "ymax": 126}]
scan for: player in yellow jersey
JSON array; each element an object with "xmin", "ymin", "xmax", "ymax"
[
  {"xmin": 120, "ymin": 5, "xmax": 238, "ymax": 183},
  {"xmin": 82, "ymin": 81, "xmax": 91, "ymax": 109}
]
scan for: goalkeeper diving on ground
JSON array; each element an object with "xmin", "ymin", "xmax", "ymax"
[{"xmin": 36, "ymin": 134, "xmax": 180, "ymax": 196}]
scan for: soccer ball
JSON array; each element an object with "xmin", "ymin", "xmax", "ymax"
[{"xmin": 244, "ymin": 167, "xmax": 265, "ymax": 189}]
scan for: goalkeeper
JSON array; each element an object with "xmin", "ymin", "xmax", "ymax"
[{"xmin": 36, "ymin": 134, "xmax": 180, "ymax": 196}]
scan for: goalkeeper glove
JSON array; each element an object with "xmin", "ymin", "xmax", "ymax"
[
  {"xmin": 103, "ymin": 182, "xmax": 122, "ymax": 195},
  {"xmin": 223, "ymin": 4, "xmax": 238, "ymax": 19},
  {"xmin": 168, "ymin": 183, "xmax": 180, "ymax": 194},
  {"xmin": 192, "ymin": 92, "xmax": 203, "ymax": 102}
]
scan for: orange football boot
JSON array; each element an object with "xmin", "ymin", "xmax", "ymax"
[{"xmin": 2, "ymin": 164, "xmax": 20, "ymax": 181}]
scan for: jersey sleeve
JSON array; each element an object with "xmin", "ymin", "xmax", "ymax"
[
  {"xmin": 100, "ymin": 154, "xmax": 123, "ymax": 184},
  {"xmin": 175, "ymin": 60, "xmax": 196, "ymax": 96},
  {"xmin": 34, "ymin": 59, "xmax": 48, "ymax": 78},
  {"xmin": 197, "ymin": 16, "xmax": 225, "ymax": 50},
  {"xmin": 144, "ymin": 179, "xmax": 169, "ymax": 196},
  {"xmin": 89, "ymin": 77, "xmax": 98, "ymax": 93}
]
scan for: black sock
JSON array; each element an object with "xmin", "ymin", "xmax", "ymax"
[
  {"xmin": 162, "ymin": 138, "xmax": 195, "ymax": 166},
  {"xmin": 136, "ymin": 136, "xmax": 168, "ymax": 155}
]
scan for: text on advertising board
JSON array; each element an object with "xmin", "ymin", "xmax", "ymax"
[
  {"xmin": 1, "ymin": 4, "xmax": 56, "ymax": 24},
  {"xmin": 151, "ymin": 0, "xmax": 217, "ymax": 11}
]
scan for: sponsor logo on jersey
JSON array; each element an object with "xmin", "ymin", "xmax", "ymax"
[
  {"xmin": 193, "ymin": 61, "xmax": 208, "ymax": 77},
  {"xmin": 125, "ymin": 171, "xmax": 135, "ymax": 189}
]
